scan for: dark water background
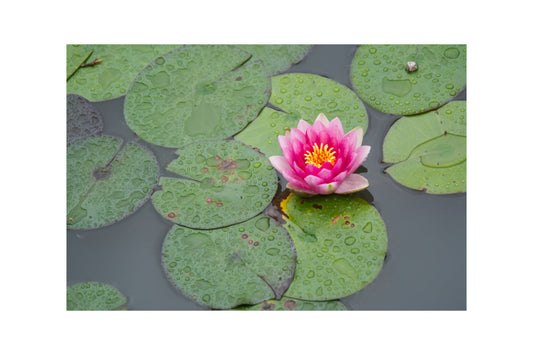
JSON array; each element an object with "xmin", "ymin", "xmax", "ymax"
[{"xmin": 67, "ymin": 45, "xmax": 466, "ymax": 310}]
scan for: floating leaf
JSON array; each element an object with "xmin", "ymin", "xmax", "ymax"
[
  {"xmin": 67, "ymin": 282, "xmax": 127, "ymax": 310},
  {"xmin": 350, "ymin": 45, "xmax": 466, "ymax": 115},
  {"xmin": 162, "ymin": 215, "xmax": 296, "ymax": 309},
  {"xmin": 67, "ymin": 135, "xmax": 159, "ymax": 229},
  {"xmin": 124, "ymin": 45, "xmax": 270, "ymax": 148},
  {"xmin": 67, "ymin": 44, "xmax": 180, "ymax": 101},
  {"xmin": 67, "ymin": 94, "xmax": 104, "ymax": 145},
  {"xmin": 152, "ymin": 139, "xmax": 277, "ymax": 229},
  {"xmin": 234, "ymin": 297, "xmax": 346, "ymax": 310},
  {"xmin": 235, "ymin": 73, "xmax": 368, "ymax": 156},
  {"xmin": 238, "ymin": 45, "xmax": 311, "ymax": 75},
  {"xmin": 280, "ymin": 192, "xmax": 387, "ymax": 301},
  {"xmin": 383, "ymin": 101, "xmax": 466, "ymax": 194}
]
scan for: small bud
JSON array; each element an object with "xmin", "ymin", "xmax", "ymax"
[{"xmin": 406, "ymin": 61, "xmax": 418, "ymax": 72}]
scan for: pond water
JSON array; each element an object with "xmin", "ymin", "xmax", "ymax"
[{"xmin": 67, "ymin": 45, "xmax": 466, "ymax": 310}]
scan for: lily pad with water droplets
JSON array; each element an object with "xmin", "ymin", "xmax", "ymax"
[
  {"xmin": 67, "ymin": 44, "xmax": 180, "ymax": 101},
  {"xmin": 161, "ymin": 215, "xmax": 296, "ymax": 309},
  {"xmin": 151, "ymin": 139, "xmax": 278, "ymax": 229},
  {"xmin": 350, "ymin": 45, "xmax": 466, "ymax": 115},
  {"xmin": 383, "ymin": 100, "xmax": 466, "ymax": 194},
  {"xmin": 67, "ymin": 94, "xmax": 103, "ymax": 145},
  {"xmin": 279, "ymin": 192, "xmax": 387, "ymax": 301},
  {"xmin": 234, "ymin": 297, "xmax": 346, "ymax": 310},
  {"xmin": 124, "ymin": 45, "xmax": 271, "ymax": 148},
  {"xmin": 67, "ymin": 282, "xmax": 127, "ymax": 310},
  {"xmin": 238, "ymin": 45, "xmax": 311, "ymax": 76},
  {"xmin": 67, "ymin": 135, "xmax": 159, "ymax": 230},
  {"xmin": 235, "ymin": 73, "xmax": 368, "ymax": 157}
]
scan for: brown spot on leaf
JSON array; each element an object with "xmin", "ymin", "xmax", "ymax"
[
  {"xmin": 248, "ymin": 240, "xmax": 254, "ymax": 245},
  {"xmin": 350, "ymin": 223, "xmax": 355, "ymax": 228},
  {"xmin": 331, "ymin": 215, "xmax": 343, "ymax": 225},
  {"xmin": 217, "ymin": 158, "xmax": 237, "ymax": 171},
  {"xmin": 203, "ymin": 168, "xmax": 209, "ymax": 173},
  {"xmin": 206, "ymin": 198, "xmax": 213, "ymax": 204},
  {"xmin": 214, "ymin": 155, "xmax": 221, "ymax": 161},
  {"xmin": 235, "ymin": 76, "xmax": 242, "ymax": 81},
  {"xmin": 283, "ymin": 300, "xmax": 298, "ymax": 310},
  {"xmin": 241, "ymin": 233, "xmax": 249, "ymax": 239},
  {"xmin": 260, "ymin": 301, "xmax": 276, "ymax": 311},
  {"xmin": 312, "ymin": 204, "xmax": 323, "ymax": 210},
  {"xmin": 167, "ymin": 212, "xmax": 177, "ymax": 218},
  {"xmin": 220, "ymin": 176, "xmax": 229, "ymax": 183},
  {"xmin": 345, "ymin": 221, "xmax": 351, "ymax": 226},
  {"xmin": 216, "ymin": 202, "xmax": 223, "ymax": 207},
  {"xmin": 253, "ymin": 241, "xmax": 259, "ymax": 247},
  {"xmin": 300, "ymin": 200, "xmax": 305, "ymax": 205}
]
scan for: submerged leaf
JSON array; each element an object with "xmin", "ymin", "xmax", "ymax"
[
  {"xmin": 67, "ymin": 94, "xmax": 103, "ymax": 145},
  {"xmin": 67, "ymin": 135, "xmax": 159, "ymax": 229},
  {"xmin": 67, "ymin": 282, "xmax": 127, "ymax": 310},
  {"xmin": 234, "ymin": 297, "xmax": 346, "ymax": 310}
]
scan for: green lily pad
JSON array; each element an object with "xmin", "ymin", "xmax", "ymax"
[
  {"xmin": 162, "ymin": 215, "xmax": 296, "ymax": 309},
  {"xmin": 383, "ymin": 100, "xmax": 466, "ymax": 194},
  {"xmin": 350, "ymin": 45, "xmax": 466, "ymax": 115},
  {"xmin": 235, "ymin": 73, "xmax": 368, "ymax": 157},
  {"xmin": 67, "ymin": 94, "xmax": 103, "ymax": 145},
  {"xmin": 67, "ymin": 282, "xmax": 127, "ymax": 310},
  {"xmin": 67, "ymin": 135, "xmax": 159, "ymax": 229},
  {"xmin": 124, "ymin": 45, "xmax": 270, "ymax": 148},
  {"xmin": 67, "ymin": 44, "xmax": 180, "ymax": 101},
  {"xmin": 152, "ymin": 139, "xmax": 278, "ymax": 229},
  {"xmin": 234, "ymin": 297, "xmax": 346, "ymax": 310},
  {"xmin": 238, "ymin": 45, "xmax": 311, "ymax": 75},
  {"xmin": 279, "ymin": 192, "xmax": 387, "ymax": 301}
]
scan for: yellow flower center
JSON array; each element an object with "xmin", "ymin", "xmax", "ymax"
[{"xmin": 304, "ymin": 143, "xmax": 336, "ymax": 168}]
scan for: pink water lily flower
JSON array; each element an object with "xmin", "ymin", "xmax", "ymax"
[{"xmin": 269, "ymin": 113, "xmax": 370, "ymax": 196}]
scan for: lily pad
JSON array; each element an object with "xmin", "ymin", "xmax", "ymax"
[
  {"xmin": 161, "ymin": 215, "xmax": 296, "ymax": 309},
  {"xmin": 235, "ymin": 73, "xmax": 368, "ymax": 157},
  {"xmin": 234, "ymin": 297, "xmax": 346, "ymax": 310},
  {"xmin": 151, "ymin": 139, "xmax": 278, "ymax": 229},
  {"xmin": 383, "ymin": 100, "xmax": 466, "ymax": 194},
  {"xmin": 67, "ymin": 135, "xmax": 159, "ymax": 230},
  {"xmin": 67, "ymin": 282, "xmax": 127, "ymax": 310},
  {"xmin": 124, "ymin": 45, "xmax": 270, "ymax": 148},
  {"xmin": 279, "ymin": 192, "xmax": 387, "ymax": 301},
  {"xmin": 238, "ymin": 45, "xmax": 311, "ymax": 75},
  {"xmin": 67, "ymin": 44, "xmax": 180, "ymax": 101},
  {"xmin": 67, "ymin": 94, "xmax": 104, "ymax": 145},
  {"xmin": 350, "ymin": 45, "xmax": 466, "ymax": 115}
]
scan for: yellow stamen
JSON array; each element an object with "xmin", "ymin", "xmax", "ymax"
[{"xmin": 304, "ymin": 143, "xmax": 336, "ymax": 168}]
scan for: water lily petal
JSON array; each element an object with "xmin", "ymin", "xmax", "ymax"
[
  {"xmin": 338, "ymin": 129, "xmax": 358, "ymax": 161},
  {"xmin": 278, "ymin": 135, "xmax": 295, "ymax": 163},
  {"xmin": 316, "ymin": 182, "xmax": 339, "ymax": 194},
  {"xmin": 335, "ymin": 174, "xmax": 369, "ymax": 194},
  {"xmin": 289, "ymin": 127, "xmax": 306, "ymax": 146},
  {"xmin": 286, "ymin": 182, "xmax": 318, "ymax": 196},
  {"xmin": 297, "ymin": 119, "xmax": 312, "ymax": 134},
  {"xmin": 304, "ymin": 174, "xmax": 326, "ymax": 186},
  {"xmin": 268, "ymin": 155, "xmax": 292, "ymax": 174},
  {"xmin": 326, "ymin": 117, "xmax": 345, "ymax": 147},
  {"xmin": 351, "ymin": 126, "xmax": 364, "ymax": 149},
  {"xmin": 316, "ymin": 113, "xmax": 330, "ymax": 126},
  {"xmin": 345, "ymin": 145, "xmax": 371, "ymax": 175}
]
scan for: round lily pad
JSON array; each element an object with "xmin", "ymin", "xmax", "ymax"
[
  {"xmin": 350, "ymin": 45, "xmax": 466, "ymax": 115},
  {"xmin": 235, "ymin": 73, "xmax": 368, "ymax": 157},
  {"xmin": 161, "ymin": 215, "xmax": 296, "ymax": 309},
  {"xmin": 124, "ymin": 45, "xmax": 270, "ymax": 148},
  {"xmin": 151, "ymin": 139, "xmax": 278, "ymax": 229},
  {"xmin": 234, "ymin": 297, "xmax": 346, "ymax": 310},
  {"xmin": 67, "ymin": 282, "xmax": 127, "ymax": 310},
  {"xmin": 280, "ymin": 192, "xmax": 387, "ymax": 301},
  {"xmin": 383, "ymin": 100, "xmax": 466, "ymax": 194},
  {"xmin": 67, "ymin": 44, "xmax": 180, "ymax": 102},
  {"xmin": 238, "ymin": 45, "xmax": 311, "ymax": 75},
  {"xmin": 67, "ymin": 135, "xmax": 159, "ymax": 230},
  {"xmin": 67, "ymin": 94, "xmax": 104, "ymax": 145}
]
